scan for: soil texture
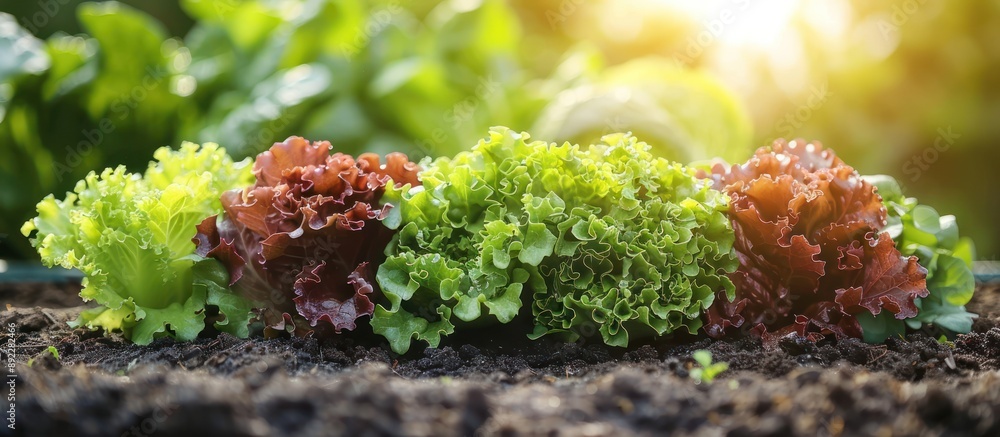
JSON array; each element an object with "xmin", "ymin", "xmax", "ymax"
[{"xmin": 2, "ymin": 282, "xmax": 999, "ymax": 436}]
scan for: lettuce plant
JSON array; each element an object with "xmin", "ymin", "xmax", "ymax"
[
  {"xmin": 700, "ymin": 140, "xmax": 929, "ymax": 340},
  {"xmin": 858, "ymin": 175, "xmax": 977, "ymax": 341},
  {"xmin": 195, "ymin": 137, "xmax": 420, "ymax": 336},
  {"xmin": 21, "ymin": 143, "xmax": 255, "ymax": 344},
  {"xmin": 376, "ymin": 127, "xmax": 737, "ymax": 353}
]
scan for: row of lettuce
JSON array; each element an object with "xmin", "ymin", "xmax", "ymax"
[{"xmin": 21, "ymin": 127, "xmax": 976, "ymax": 353}]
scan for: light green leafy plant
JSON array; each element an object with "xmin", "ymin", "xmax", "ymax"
[
  {"xmin": 27, "ymin": 346, "xmax": 61, "ymax": 368},
  {"xmin": 375, "ymin": 127, "xmax": 737, "ymax": 353},
  {"xmin": 859, "ymin": 175, "xmax": 977, "ymax": 341},
  {"xmin": 21, "ymin": 143, "xmax": 255, "ymax": 344},
  {"xmin": 689, "ymin": 350, "xmax": 728, "ymax": 384}
]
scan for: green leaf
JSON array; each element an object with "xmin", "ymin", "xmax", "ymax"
[
  {"xmin": 857, "ymin": 311, "xmax": 907, "ymax": 343},
  {"xmin": 920, "ymin": 300, "xmax": 976, "ymax": 334},
  {"xmin": 922, "ymin": 303, "xmax": 977, "ymax": 333},
  {"xmin": 690, "ymin": 350, "xmax": 728, "ymax": 384},
  {"xmin": 930, "ymin": 254, "xmax": 976, "ymax": 306},
  {"xmin": 376, "ymin": 255, "xmax": 422, "ymax": 308},
  {"xmin": 371, "ymin": 305, "xmax": 425, "ymax": 354},
  {"xmin": 24, "ymin": 143, "xmax": 251, "ymax": 344},
  {"xmin": 195, "ymin": 258, "xmax": 253, "ymax": 338},
  {"xmin": 693, "ymin": 350, "xmax": 711, "ymax": 368},
  {"xmin": 42, "ymin": 35, "xmax": 97, "ymax": 101},
  {"xmin": 911, "ymin": 205, "xmax": 942, "ymax": 235},
  {"xmin": 71, "ymin": 303, "xmax": 136, "ymax": 333},
  {"xmin": 130, "ymin": 285, "xmax": 208, "ymax": 345},
  {"xmin": 371, "ymin": 305, "xmax": 454, "ymax": 354},
  {"xmin": 865, "ymin": 174, "xmax": 977, "ymax": 336},
  {"xmin": 198, "ymin": 64, "xmax": 331, "ymax": 155},
  {"xmin": 936, "ymin": 215, "xmax": 961, "ymax": 248},
  {"xmin": 483, "ymin": 283, "xmax": 522, "ymax": 323},
  {"xmin": 78, "ymin": 2, "xmax": 172, "ymax": 118},
  {"xmin": 866, "ymin": 175, "xmax": 903, "ymax": 201},
  {"xmin": 518, "ymin": 223, "xmax": 556, "ymax": 265},
  {"xmin": 375, "ymin": 127, "xmax": 736, "ymax": 351},
  {"xmin": 952, "ymin": 238, "xmax": 976, "ymax": 268},
  {"xmin": 0, "ymin": 14, "xmax": 50, "ymax": 83},
  {"xmin": 453, "ymin": 294, "xmax": 483, "ymax": 321}
]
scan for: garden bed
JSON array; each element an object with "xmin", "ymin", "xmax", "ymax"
[{"xmin": 2, "ymin": 282, "xmax": 998, "ymax": 436}]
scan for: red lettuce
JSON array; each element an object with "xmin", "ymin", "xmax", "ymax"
[
  {"xmin": 195, "ymin": 137, "xmax": 420, "ymax": 336},
  {"xmin": 700, "ymin": 140, "xmax": 929, "ymax": 340}
]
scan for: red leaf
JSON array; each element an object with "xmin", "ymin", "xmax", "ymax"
[
  {"xmin": 195, "ymin": 137, "xmax": 421, "ymax": 334},
  {"xmin": 253, "ymin": 137, "xmax": 331, "ymax": 187},
  {"xmin": 702, "ymin": 139, "xmax": 928, "ymax": 340},
  {"xmin": 193, "ymin": 215, "xmax": 246, "ymax": 286},
  {"xmin": 834, "ymin": 232, "xmax": 928, "ymax": 318},
  {"xmin": 292, "ymin": 262, "xmax": 376, "ymax": 332}
]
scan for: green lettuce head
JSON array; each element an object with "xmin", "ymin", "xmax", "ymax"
[
  {"xmin": 375, "ymin": 127, "xmax": 737, "ymax": 353},
  {"xmin": 22, "ymin": 143, "xmax": 255, "ymax": 344}
]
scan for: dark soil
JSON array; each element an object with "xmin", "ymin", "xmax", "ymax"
[
  {"xmin": 0, "ymin": 281, "xmax": 82, "ymax": 309},
  {"xmin": 1, "ymin": 282, "xmax": 999, "ymax": 436}
]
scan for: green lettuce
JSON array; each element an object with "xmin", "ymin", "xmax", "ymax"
[
  {"xmin": 859, "ymin": 175, "xmax": 977, "ymax": 341},
  {"xmin": 375, "ymin": 127, "xmax": 737, "ymax": 353},
  {"xmin": 21, "ymin": 143, "xmax": 255, "ymax": 344}
]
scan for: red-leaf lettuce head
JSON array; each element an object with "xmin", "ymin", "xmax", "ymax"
[
  {"xmin": 195, "ymin": 136, "xmax": 420, "ymax": 336},
  {"xmin": 701, "ymin": 139, "xmax": 928, "ymax": 340}
]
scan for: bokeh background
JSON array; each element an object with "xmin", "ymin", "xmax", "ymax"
[{"xmin": 1, "ymin": 0, "xmax": 998, "ymax": 261}]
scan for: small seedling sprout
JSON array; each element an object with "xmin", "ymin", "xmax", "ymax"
[
  {"xmin": 27, "ymin": 345, "xmax": 60, "ymax": 367},
  {"xmin": 689, "ymin": 350, "xmax": 728, "ymax": 384}
]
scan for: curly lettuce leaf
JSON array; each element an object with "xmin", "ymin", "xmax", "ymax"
[
  {"xmin": 22, "ymin": 143, "xmax": 254, "ymax": 344},
  {"xmin": 376, "ymin": 127, "xmax": 737, "ymax": 353},
  {"xmin": 195, "ymin": 137, "xmax": 420, "ymax": 337},
  {"xmin": 860, "ymin": 175, "xmax": 977, "ymax": 341},
  {"xmin": 701, "ymin": 140, "xmax": 929, "ymax": 341}
]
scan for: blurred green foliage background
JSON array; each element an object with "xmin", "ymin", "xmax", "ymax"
[{"xmin": 1, "ymin": 0, "xmax": 998, "ymax": 260}]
